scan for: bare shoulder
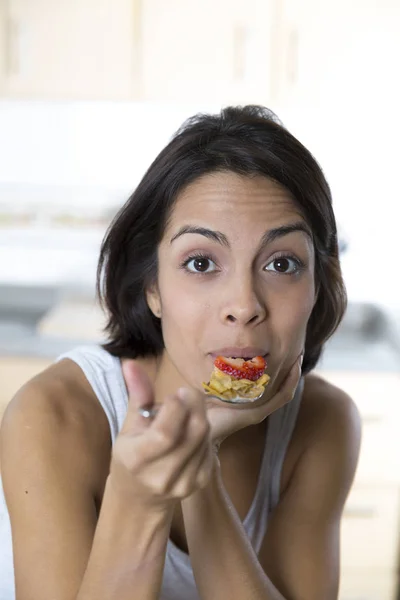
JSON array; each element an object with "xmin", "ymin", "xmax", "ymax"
[
  {"xmin": 281, "ymin": 372, "xmax": 362, "ymax": 497},
  {"xmin": 0, "ymin": 359, "xmax": 113, "ymax": 597},
  {"xmin": 0, "ymin": 358, "xmax": 111, "ymax": 497},
  {"xmin": 299, "ymin": 372, "xmax": 361, "ymax": 446}
]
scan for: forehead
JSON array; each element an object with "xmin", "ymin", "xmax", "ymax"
[{"xmin": 168, "ymin": 171, "xmax": 303, "ymax": 230}]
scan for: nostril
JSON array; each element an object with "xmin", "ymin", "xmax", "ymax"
[{"xmin": 227, "ymin": 315, "xmax": 236, "ymax": 322}]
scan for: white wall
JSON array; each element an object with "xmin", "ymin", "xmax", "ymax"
[{"xmin": 0, "ymin": 100, "xmax": 219, "ymax": 201}]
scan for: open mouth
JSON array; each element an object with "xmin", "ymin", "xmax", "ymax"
[{"xmin": 203, "ymin": 354, "xmax": 270, "ymax": 400}]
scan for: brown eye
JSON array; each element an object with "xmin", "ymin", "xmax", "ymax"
[
  {"xmin": 265, "ymin": 256, "xmax": 301, "ymax": 275},
  {"xmin": 185, "ymin": 256, "xmax": 217, "ymax": 273},
  {"xmin": 273, "ymin": 258, "xmax": 290, "ymax": 273}
]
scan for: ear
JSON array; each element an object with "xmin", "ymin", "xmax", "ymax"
[{"xmin": 146, "ymin": 283, "xmax": 162, "ymax": 319}]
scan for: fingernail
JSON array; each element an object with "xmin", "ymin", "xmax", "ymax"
[{"xmin": 300, "ymin": 354, "xmax": 304, "ymax": 366}]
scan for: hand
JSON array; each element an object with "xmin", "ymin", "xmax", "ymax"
[
  {"xmin": 206, "ymin": 354, "xmax": 303, "ymax": 450},
  {"xmin": 110, "ymin": 361, "xmax": 214, "ymax": 510}
]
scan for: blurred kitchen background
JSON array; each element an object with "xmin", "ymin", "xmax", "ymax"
[{"xmin": 0, "ymin": 1, "xmax": 400, "ymax": 598}]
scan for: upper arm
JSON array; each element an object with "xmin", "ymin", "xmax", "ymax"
[
  {"xmin": 259, "ymin": 377, "xmax": 362, "ymax": 600},
  {"xmin": 0, "ymin": 366, "xmax": 111, "ymax": 600}
]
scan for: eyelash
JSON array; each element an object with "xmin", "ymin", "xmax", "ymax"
[
  {"xmin": 180, "ymin": 252, "xmax": 306, "ymax": 276},
  {"xmin": 267, "ymin": 251, "xmax": 306, "ymax": 275},
  {"xmin": 180, "ymin": 252, "xmax": 219, "ymax": 275}
]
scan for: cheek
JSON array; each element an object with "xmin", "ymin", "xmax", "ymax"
[
  {"xmin": 161, "ymin": 284, "xmax": 207, "ymax": 326},
  {"xmin": 157, "ymin": 271, "xmax": 211, "ymax": 350},
  {"xmin": 272, "ymin": 279, "xmax": 316, "ymax": 340},
  {"xmin": 156, "ymin": 274, "xmax": 213, "ymax": 386}
]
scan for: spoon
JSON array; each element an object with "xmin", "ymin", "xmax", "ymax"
[
  {"xmin": 205, "ymin": 390, "xmax": 266, "ymax": 404},
  {"xmin": 138, "ymin": 389, "xmax": 265, "ymax": 419}
]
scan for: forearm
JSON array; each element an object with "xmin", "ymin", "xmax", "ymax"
[
  {"xmin": 77, "ymin": 475, "xmax": 172, "ymax": 600},
  {"xmin": 181, "ymin": 459, "xmax": 285, "ymax": 600}
]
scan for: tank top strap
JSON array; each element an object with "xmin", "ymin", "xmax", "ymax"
[
  {"xmin": 55, "ymin": 344, "xmax": 128, "ymax": 443},
  {"xmin": 244, "ymin": 377, "xmax": 304, "ymax": 551},
  {"xmin": 267, "ymin": 377, "xmax": 304, "ymax": 511}
]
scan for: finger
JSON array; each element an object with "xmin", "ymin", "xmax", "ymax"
[
  {"xmin": 166, "ymin": 400, "xmax": 210, "ymax": 484},
  {"xmin": 131, "ymin": 402, "xmax": 209, "ymax": 494},
  {"xmin": 122, "ymin": 360, "xmax": 155, "ymax": 409},
  {"xmin": 117, "ymin": 396, "xmax": 189, "ymax": 472},
  {"xmin": 150, "ymin": 390, "xmax": 210, "ymax": 487},
  {"xmin": 246, "ymin": 354, "xmax": 302, "ymax": 423},
  {"xmin": 172, "ymin": 436, "xmax": 213, "ymax": 497},
  {"xmin": 271, "ymin": 354, "xmax": 303, "ymax": 408},
  {"xmin": 132, "ymin": 393, "xmax": 193, "ymax": 465},
  {"xmin": 177, "ymin": 387, "xmax": 207, "ymax": 419},
  {"xmin": 121, "ymin": 360, "xmax": 155, "ymax": 433},
  {"xmin": 151, "ymin": 394, "xmax": 190, "ymax": 448}
]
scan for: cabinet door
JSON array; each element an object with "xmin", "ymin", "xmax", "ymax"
[
  {"xmin": 4, "ymin": 0, "xmax": 139, "ymax": 100},
  {"xmin": 141, "ymin": 0, "xmax": 275, "ymax": 105},
  {"xmin": 273, "ymin": 0, "xmax": 340, "ymax": 106},
  {"xmin": 275, "ymin": 0, "xmax": 400, "ymax": 108}
]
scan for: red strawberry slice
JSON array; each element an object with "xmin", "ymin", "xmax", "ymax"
[{"xmin": 214, "ymin": 356, "xmax": 266, "ymax": 381}]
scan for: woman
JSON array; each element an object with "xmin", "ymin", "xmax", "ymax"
[{"xmin": 0, "ymin": 106, "xmax": 361, "ymax": 600}]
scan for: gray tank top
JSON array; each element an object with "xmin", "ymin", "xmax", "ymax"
[{"xmin": 0, "ymin": 345, "xmax": 303, "ymax": 600}]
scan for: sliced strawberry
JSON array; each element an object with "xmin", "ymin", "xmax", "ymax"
[
  {"xmin": 214, "ymin": 357, "xmax": 246, "ymax": 379},
  {"xmin": 244, "ymin": 356, "xmax": 266, "ymax": 371},
  {"xmin": 214, "ymin": 356, "xmax": 266, "ymax": 381}
]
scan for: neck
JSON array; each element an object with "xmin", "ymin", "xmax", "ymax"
[{"xmin": 153, "ymin": 350, "xmax": 188, "ymax": 405}]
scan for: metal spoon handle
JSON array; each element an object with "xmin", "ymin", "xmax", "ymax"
[
  {"xmin": 138, "ymin": 406, "xmax": 159, "ymax": 419},
  {"xmin": 137, "ymin": 391, "xmax": 263, "ymax": 418}
]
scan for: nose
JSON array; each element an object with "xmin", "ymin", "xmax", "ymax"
[{"xmin": 219, "ymin": 275, "xmax": 267, "ymax": 327}]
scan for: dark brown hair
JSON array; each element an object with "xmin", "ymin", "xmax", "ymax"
[{"xmin": 97, "ymin": 105, "xmax": 346, "ymax": 374}]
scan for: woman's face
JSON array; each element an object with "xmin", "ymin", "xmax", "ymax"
[{"xmin": 147, "ymin": 171, "xmax": 316, "ymax": 395}]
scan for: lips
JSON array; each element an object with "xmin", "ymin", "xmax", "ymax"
[{"xmin": 209, "ymin": 347, "xmax": 268, "ymax": 360}]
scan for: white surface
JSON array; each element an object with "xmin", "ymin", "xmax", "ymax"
[
  {"xmin": 0, "ymin": 227, "xmax": 103, "ymax": 289},
  {"xmin": 0, "ymin": 101, "xmax": 220, "ymax": 189}
]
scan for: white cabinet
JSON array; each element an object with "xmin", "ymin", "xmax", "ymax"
[
  {"xmin": 1, "ymin": 0, "xmax": 140, "ymax": 100},
  {"xmin": 0, "ymin": 0, "xmax": 277, "ymax": 104},
  {"xmin": 140, "ymin": 0, "xmax": 275, "ymax": 104},
  {"xmin": 317, "ymin": 370, "xmax": 400, "ymax": 600},
  {"xmin": 2, "ymin": 0, "xmax": 398, "ymax": 104},
  {"xmin": 272, "ymin": 0, "xmax": 344, "ymax": 106},
  {"xmin": 274, "ymin": 0, "xmax": 400, "ymax": 108}
]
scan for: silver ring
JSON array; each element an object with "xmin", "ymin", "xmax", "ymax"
[{"xmin": 138, "ymin": 407, "xmax": 158, "ymax": 419}]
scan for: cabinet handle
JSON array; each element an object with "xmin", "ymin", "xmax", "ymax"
[
  {"xmin": 4, "ymin": 1, "xmax": 19, "ymax": 76},
  {"xmin": 343, "ymin": 506, "xmax": 377, "ymax": 519}
]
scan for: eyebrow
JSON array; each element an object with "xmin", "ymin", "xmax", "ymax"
[
  {"xmin": 170, "ymin": 225, "xmax": 230, "ymax": 246},
  {"xmin": 170, "ymin": 222, "xmax": 313, "ymax": 247},
  {"xmin": 259, "ymin": 222, "xmax": 313, "ymax": 246}
]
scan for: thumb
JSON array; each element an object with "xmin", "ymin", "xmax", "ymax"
[{"xmin": 121, "ymin": 359, "xmax": 155, "ymax": 418}]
